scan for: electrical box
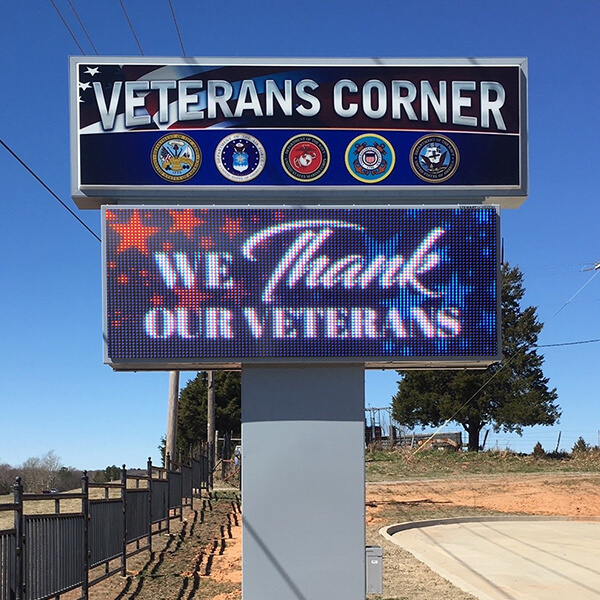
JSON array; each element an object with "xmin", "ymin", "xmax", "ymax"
[{"xmin": 366, "ymin": 545, "xmax": 383, "ymax": 594}]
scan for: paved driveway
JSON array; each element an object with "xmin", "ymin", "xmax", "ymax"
[{"xmin": 381, "ymin": 517, "xmax": 600, "ymax": 600}]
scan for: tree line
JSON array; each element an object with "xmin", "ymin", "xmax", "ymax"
[
  {"xmin": 391, "ymin": 263, "xmax": 560, "ymax": 450},
  {"xmin": 0, "ymin": 451, "xmax": 82, "ymax": 494},
  {"xmin": 0, "ymin": 453, "xmax": 128, "ymax": 495},
  {"xmin": 164, "ymin": 263, "xmax": 559, "ymax": 454},
  {"xmin": 4, "ymin": 263, "xmax": 556, "ymax": 483}
]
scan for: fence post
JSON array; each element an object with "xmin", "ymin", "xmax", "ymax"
[
  {"xmin": 147, "ymin": 458, "xmax": 153, "ymax": 556},
  {"xmin": 165, "ymin": 453, "xmax": 171, "ymax": 534},
  {"xmin": 207, "ymin": 442, "xmax": 214, "ymax": 490},
  {"xmin": 13, "ymin": 477, "xmax": 24, "ymax": 600},
  {"xmin": 82, "ymin": 472, "xmax": 90, "ymax": 599},
  {"xmin": 222, "ymin": 433, "xmax": 231, "ymax": 480},
  {"xmin": 199, "ymin": 444, "xmax": 205, "ymax": 496},
  {"xmin": 221, "ymin": 435, "xmax": 226, "ymax": 481},
  {"xmin": 189, "ymin": 445, "xmax": 194, "ymax": 510},
  {"xmin": 178, "ymin": 452, "xmax": 183, "ymax": 522},
  {"xmin": 121, "ymin": 465, "xmax": 127, "ymax": 577}
]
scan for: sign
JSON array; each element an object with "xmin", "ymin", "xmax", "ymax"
[
  {"xmin": 71, "ymin": 58, "xmax": 527, "ymax": 208},
  {"xmin": 103, "ymin": 205, "xmax": 500, "ymax": 370}
]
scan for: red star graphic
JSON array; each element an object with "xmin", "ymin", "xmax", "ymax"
[
  {"xmin": 175, "ymin": 287, "xmax": 212, "ymax": 310},
  {"xmin": 169, "ymin": 209, "xmax": 205, "ymax": 239},
  {"xmin": 109, "ymin": 210, "xmax": 159, "ymax": 255},
  {"xmin": 224, "ymin": 280, "xmax": 250, "ymax": 303},
  {"xmin": 199, "ymin": 236, "xmax": 215, "ymax": 249},
  {"xmin": 110, "ymin": 310, "xmax": 123, "ymax": 328},
  {"xmin": 221, "ymin": 215, "xmax": 245, "ymax": 239}
]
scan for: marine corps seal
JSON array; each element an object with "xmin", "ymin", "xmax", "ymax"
[{"xmin": 281, "ymin": 134, "xmax": 329, "ymax": 182}]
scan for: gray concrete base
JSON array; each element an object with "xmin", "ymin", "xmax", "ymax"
[
  {"xmin": 242, "ymin": 365, "xmax": 365, "ymax": 600},
  {"xmin": 381, "ymin": 517, "xmax": 600, "ymax": 600}
]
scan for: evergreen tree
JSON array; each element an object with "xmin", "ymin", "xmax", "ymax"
[
  {"xmin": 176, "ymin": 371, "xmax": 241, "ymax": 456},
  {"xmin": 102, "ymin": 465, "xmax": 122, "ymax": 481},
  {"xmin": 392, "ymin": 263, "xmax": 560, "ymax": 451}
]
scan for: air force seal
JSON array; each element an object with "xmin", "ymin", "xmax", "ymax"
[
  {"xmin": 151, "ymin": 134, "xmax": 201, "ymax": 182},
  {"xmin": 345, "ymin": 134, "xmax": 395, "ymax": 183},
  {"xmin": 411, "ymin": 135, "xmax": 459, "ymax": 183},
  {"xmin": 215, "ymin": 133, "xmax": 266, "ymax": 182},
  {"xmin": 281, "ymin": 134, "xmax": 329, "ymax": 182}
]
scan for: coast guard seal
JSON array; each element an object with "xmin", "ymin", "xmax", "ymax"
[
  {"xmin": 215, "ymin": 133, "xmax": 266, "ymax": 182},
  {"xmin": 345, "ymin": 134, "xmax": 395, "ymax": 183}
]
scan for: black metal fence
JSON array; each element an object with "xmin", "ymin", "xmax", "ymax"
[{"xmin": 0, "ymin": 452, "xmax": 210, "ymax": 600}]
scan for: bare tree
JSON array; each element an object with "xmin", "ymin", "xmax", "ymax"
[
  {"xmin": 21, "ymin": 451, "xmax": 62, "ymax": 492},
  {"xmin": 1, "ymin": 452, "xmax": 74, "ymax": 493},
  {"xmin": 0, "ymin": 462, "xmax": 18, "ymax": 494}
]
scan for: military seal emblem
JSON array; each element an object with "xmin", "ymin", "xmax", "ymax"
[
  {"xmin": 281, "ymin": 134, "xmax": 329, "ymax": 182},
  {"xmin": 345, "ymin": 134, "xmax": 395, "ymax": 183},
  {"xmin": 151, "ymin": 133, "xmax": 201, "ymax": 182},
  {"xmin": 410, "ymin": 135, "xmax": 459, "ymax": 183},
  {"xmin": 215, "ymin": 133, "xmax": 266, "ymax": 182}
]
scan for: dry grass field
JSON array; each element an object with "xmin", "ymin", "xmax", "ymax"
[
  {"xmin": 2, "ymin": 449, "xmax": 599, "ymax": 599},
  {"xmin": 0, "ymin": 484, "xmax": 125, "ymax": 530}
]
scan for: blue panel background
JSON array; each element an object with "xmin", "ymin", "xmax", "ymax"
[{"xmin": 82, "ymin": 130, "xmax": 519, "ymax": 187}]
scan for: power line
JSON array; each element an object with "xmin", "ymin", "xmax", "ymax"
[
  {"xmin": 412, "ymin": 263, "xmax": 600, "ymax": 455},
  {"xmin": 553, "ymin": 268, "xmax": 600, "ymax": 317},
  {"xmin": 66, "ymin": 0, "xmax": 99, "ymax": 55},
  {"xmin": 412, "ymin": 348, "xmax": 525, "ymax": 455},
  {"xmin": 537, "ymin": 338, "xmax": 600, "ymax": 348},
  {"xmin": 168, "ymin": 0, "xmax": 187, "ymax": 57},
  {"xmin": 0, "ymin": 137, "xmax": 101, "ymax": 244},
  {"xmin": 411, "ymin": 336, "xmax": 600, "ymax": 455},
  {"xmin": 50, "ymin": 0, "xmax": 86, "ymax": 54},
  {"xmin": 119, "ymin": 0, "xmax": 145, "ymax": 55}
]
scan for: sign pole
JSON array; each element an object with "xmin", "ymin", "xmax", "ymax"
[{"xmin": 241, "ymin": 365, "xmax": 365, "ymax": 600}]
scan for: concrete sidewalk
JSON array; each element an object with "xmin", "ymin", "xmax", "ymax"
[{"xmin": 380, "ymin": 517, "xmax": 600, "ymax": 600}]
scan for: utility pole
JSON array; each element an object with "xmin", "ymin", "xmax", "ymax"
[
  {"xmin": 206, "ymin": 371, "xmax": 216, "ymax": 484},
  {"xmin": 166, "ymin": 370, "xmax": 180, "ymax": 462}
]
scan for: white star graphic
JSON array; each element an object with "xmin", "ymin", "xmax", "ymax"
[
  {"xmin": 84, "ymin": 66, "xmax": 100, "ymax": 76},
  {"xmin": 78, "ymin": 81, "xmax": 91, "ymax": 90}
]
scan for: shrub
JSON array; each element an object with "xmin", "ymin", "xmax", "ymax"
[
  {"xmin": 545, "ymin": 450, "xmax": 569, "ymax": 460},
  {"xmin": 532, "ymin": 442, "xmax": 545, "ymax": 458},
  {"xmin": 572, "ymin": 437, "xmax": 591, "ymax": 454}
]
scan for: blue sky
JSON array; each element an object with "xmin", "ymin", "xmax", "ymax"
[{"xmin": 1, "ymin": 1, "xmax": 599, "ymax": 469}]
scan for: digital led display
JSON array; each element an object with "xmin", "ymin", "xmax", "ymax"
[
  {"xmin": 72, "ymin": 58, "xmax": 528, "ymax": 208},
  {"xmin": 103, "ymin": 206, "xmax": 499, "ymax": 370}
]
